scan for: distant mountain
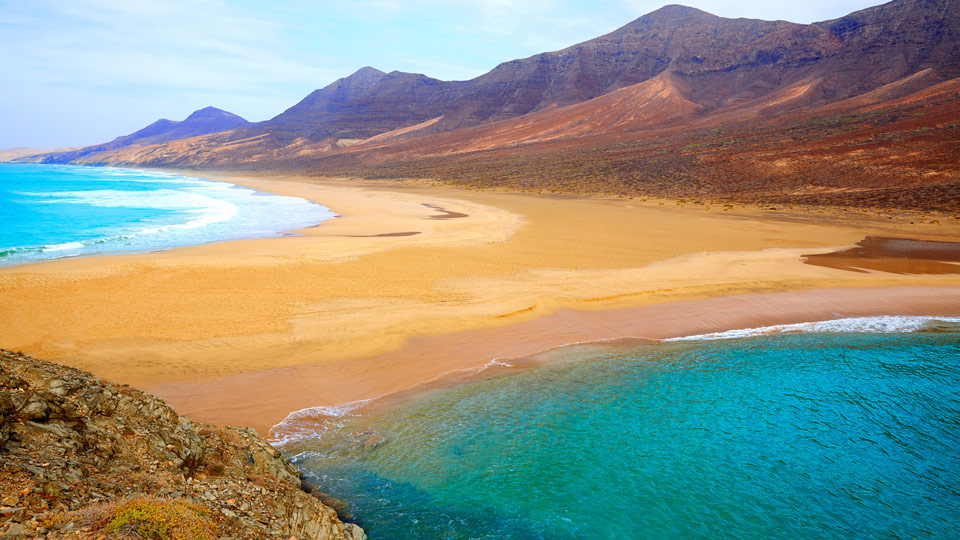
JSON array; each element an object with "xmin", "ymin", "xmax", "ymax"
[
  {"xmin": 21, "ymin": 0, "xmax": 960, "ymax": 210},
  {"xmin": 115, "ymin": 106, "xmax": 250, "ymax": 147},
  {"xmin": 27, "ymin": 107, "xmax": 248, "ymax": 163},
  {"xmin": 0, "ymin": 146, "xmax": 81, "ymax": 162}
]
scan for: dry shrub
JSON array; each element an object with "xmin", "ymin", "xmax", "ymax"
[
  {"xmin": 58, "ymin": 497, "xmax": 217, "ymax": 540},
  {"xmin": 216, "ymin": 427, "xmax": 244, "ymax": 447},
  {"xmin": 204, "ymin": 461, "xmax": 226, "ymax": 477},
  {"xmin": 126, "ymin": 471, "xmax": 163, "ymax": 492},
  {"xmin": 246, "ymin": 472, "xmax": 279, "ymax": 489},
  {"xmin": 198, "ymin": 426, "xmax": 242, "ymax": 446},
  {"xmin": 106, "ymin": 498, "xmax": 217, "ymax": 540}
]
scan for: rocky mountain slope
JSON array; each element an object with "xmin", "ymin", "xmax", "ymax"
[
  {"xmin": 15, "ymin": 0, "xmax": 960, "ymax": 210},
  {"xmin": 257, "ymin": 0, "xmax": 957, "ymax": 143},
  {"xmin": 0, "ymin": 349, "xmax": 365, "ymax": 540}
]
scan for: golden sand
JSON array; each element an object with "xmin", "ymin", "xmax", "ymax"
[{"xmin": 1, "ymin": 173, "xmax": 958, "ymax": 433}]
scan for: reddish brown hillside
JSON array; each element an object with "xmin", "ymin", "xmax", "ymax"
[
  {"xmin": 286, "ymin": 73, "xmax": 960, "ymax": 211},
  {"xmin": 20, "ymin": 0, "xmax": 960, "ymax": 211}
]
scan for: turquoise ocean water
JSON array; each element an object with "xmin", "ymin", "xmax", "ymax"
[
  {"xmin": 0, "ymin": 163, "xmax": 334, "ymax": 266},
  {"xmin": 280, "ymin": 317, "xmax": 960, "ymax": 539}
]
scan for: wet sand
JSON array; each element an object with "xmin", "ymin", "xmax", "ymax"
[
  {"xmin": 149, "ymin": 286, "xmax": 960, "ymax": 436},
  {"xmin": 803, "ymin": 236, "xmax": 960, "ymax": 274},
  {"xmin": 1, "ymin": 172, "xmax": 959, "ymax": 435}
]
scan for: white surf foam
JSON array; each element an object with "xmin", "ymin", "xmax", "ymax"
[
  {"xmin": 29, "ymin": 188, "xmax": 238, "ymax": 235},
  {"xmin": 41, "ymin": 241, "xmax": 84, "ymax": 253},
  {"xmin": 2, "ymin": 166, "xmax": 335, "ymax": 268},
  {"xmin": 270, "ymin": 358, "xmax": 526, "ymax": 447},
  {"xmin": 664, "ymin": 316, "xmax": 960, "ymax": 342},
  {"xmin": 269, "ymin": 399, "xmax": 373, "ymax": 447}
]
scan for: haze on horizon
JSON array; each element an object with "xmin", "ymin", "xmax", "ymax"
[{"xmin": 1, "ymin": 0, "xmax": 886, "ymax": 150}]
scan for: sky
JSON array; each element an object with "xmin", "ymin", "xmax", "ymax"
[{"xmin": 1, "ymin": 0, "xmax": 887, "ymax": 149}]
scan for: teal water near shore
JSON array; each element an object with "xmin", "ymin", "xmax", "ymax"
[
  {"xmin": 287, "ymin": 317, "xmax": 960, "ymax": 539},
  {"xmin": 0, "ymin": 163, "xmax": 334, "ymax": 266}
]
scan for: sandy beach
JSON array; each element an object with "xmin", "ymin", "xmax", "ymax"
[{"xmin": 1, "ymin": 172, "xmax": 959, "ymax": 435}]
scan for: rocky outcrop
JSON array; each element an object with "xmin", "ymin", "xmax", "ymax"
[{"xmin": 0, "ymin": 349, "xmax": 365, "ymax": 540}]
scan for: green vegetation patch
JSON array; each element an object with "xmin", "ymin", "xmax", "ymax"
[{"xmin": 105, "ymin": 498, "xmax": 217, "ymax": 540}]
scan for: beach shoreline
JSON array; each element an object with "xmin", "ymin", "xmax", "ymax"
[
  {"xmin": 146, "ymin": 285, "xmax": 960, "ymax": 438},
  {"xmin": 1, "ymin": 168, "xmax": 959, "ymax": 436},
  {"xmin": 0, "ymin": 165, "xmax": 339, "ymax": 268}
]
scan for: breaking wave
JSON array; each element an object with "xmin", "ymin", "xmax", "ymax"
[{"xmin": 664, "ymin": 315, "xmax": 960, "ymax": 341}]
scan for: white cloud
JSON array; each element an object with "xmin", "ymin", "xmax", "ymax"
[{"xmin": 1, "ymin": 0, "xmax": 337, "ymax": 92}]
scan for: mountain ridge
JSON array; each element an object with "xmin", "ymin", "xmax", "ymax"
[
  {"xmin": 28, "ymin": 106, "xmax": 249, "ymax": 164},
  {"xmin": 15, "ymin": 0, "xmax": 960, "ymax": 211}
]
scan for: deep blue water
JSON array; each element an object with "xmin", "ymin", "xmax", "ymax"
[
  {"xmin": 283, "ymin": 318, "xmax": 960, "ymax": 539},
  {"xmin": 0, "ymin": 163, "xmax": 334, "ymax": 266}
]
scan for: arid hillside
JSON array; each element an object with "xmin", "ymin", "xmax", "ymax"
[{"xmin": 17, "ymin": 0, "xmax": 960, "ymax": 210}]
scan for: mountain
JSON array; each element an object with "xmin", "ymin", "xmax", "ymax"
[
  {"xmin": 22, "ymin": 0, "xmax": 960, "ymax": 210},
  {"xmin": 258, "ymin": 0, "xmax": 957, "ymax": 145},
  {"xmin": 117, "ymin": 106, "xmax": 250, "ymax": 146},
  {"xmin": 26, "ymin": 106, "xmax": 249, "ymax": 163},
  {"xmin": 260, "ymin": 5, "xmax": 838, "ymax": 142},
  {"xmin": 265, "ymin": 67, "xmax": 450, "ymax": 140},
  {"xmin": 0, "ymin": 146, "xmax": 81, "ymax": 162}
]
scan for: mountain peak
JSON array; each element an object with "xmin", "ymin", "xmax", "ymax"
[
  {"xmin": 183, "ymin": 106, "xmax": 247, "ymax": 123},
  {"xmin": 339, "ymin": 66, "xmax": 387, "ymax": 86},
  {"xmin": 350, "ymin": 66, "xmax": 386, "ymax": 78},
  {"xmin": 319, "ymin": 66, "xmax": 388, "ymax": 93},
  {"xmin": 650, "ymin": 4, "xmax": 710, "ymax": 17},
  {"xmin": 618, "ymin": 4, "xmax": 718, "ymax": 30},
  {"xmin": 195, "ymin": 105, "xmax": 225, "ymax": 113}
]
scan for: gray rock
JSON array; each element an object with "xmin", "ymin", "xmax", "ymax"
[
  {"xmin": 2, "ymin": 522, "xmax": 29, "ymax": 538},
  {"xmin": 343, "ymin": 523, "xmax": 367, "ymax": 540},
  {"xmin": 19, "ymin": 395, "xmax": 48, "ymax": 420},
  {"xmin": 45, "ymin": 378, "xmax": 72, "ymax": 397}
]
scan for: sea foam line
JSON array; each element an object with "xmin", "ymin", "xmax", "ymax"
[
  {"xmin": 664, "ymin": 315, "xmax": 960, "ymax": 342},
  {"xmin": 269, "ymin": 399, "xmax": 374, "ymax": 448},
  {"xmin": 41, "ymin": 241, "xmax": 85, "ymax": 253},
  {"xmin": 268, "ymin": 357, "xmax": 522, "ymax": 447},
  {"xmin": 21, "ymin": 187, "xmax": 239, "ymax": 249},
  {"xmin": 271, "ymin": 315, "xmax": 960, "ymax": 446}
]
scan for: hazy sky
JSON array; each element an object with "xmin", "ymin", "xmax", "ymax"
[{"xmin": 1, "ymin": 0, "xmax": 886, "ymax": 149}]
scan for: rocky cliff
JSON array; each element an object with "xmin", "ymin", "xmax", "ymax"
[{"xmin": 0, "ymin": 349, "xmax": 365, "ymax": 540}]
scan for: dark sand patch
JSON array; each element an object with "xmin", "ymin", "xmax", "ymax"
[
  {"xmin": 803, "ymin": 236, "xmax": 960, "ymax": 274},
  {"xmin": 423, "ymin": 203, "xmax": 468, "ymax": 219},
  {"xmin": 345, "ymin": 232, "xmax": 422, "ymax": 237}
]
